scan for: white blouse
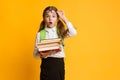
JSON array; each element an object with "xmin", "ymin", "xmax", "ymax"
[{"xmin": 33, "ymin": 22, "xmax": 77, "ymax": 59}]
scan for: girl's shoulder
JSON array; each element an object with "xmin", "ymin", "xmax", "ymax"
[
  {"xmin": 36, "ymin": 32, "xmax": 40, "ymax": 38},
  {"xmin": 36, "ymin": 30, "xmax": 46, "ymax": 40},
  {"xmin": 37, "ymin": 32, "xmax": 40, "ymax": 35}
]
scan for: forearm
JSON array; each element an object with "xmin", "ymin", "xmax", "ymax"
[
  {"xmin": 65, "ymin": 22, "xmax": 77, "ymax": 36},
  {"xmin": 40, "ymin": 50, "xmax": 58, "ymax": 58}
]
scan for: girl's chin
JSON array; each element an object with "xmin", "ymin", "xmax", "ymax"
[
  {"xmin": 47, "ymin": 26, "xmax": 55, "ymax": 28},
  {"xmin": 47, "ymin": 25, "xmax": 56, "ymax": 28}
]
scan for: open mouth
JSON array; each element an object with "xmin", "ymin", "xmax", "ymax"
[{"xmin": 49, "ymin": 22, "xmax": 52, "ymax": 24}]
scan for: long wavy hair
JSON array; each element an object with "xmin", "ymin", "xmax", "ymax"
[{"xmin": 38, "ymin": 6, "xmax": 68, "ymax": 39}]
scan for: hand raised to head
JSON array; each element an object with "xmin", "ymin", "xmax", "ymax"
[{"xmin": 57, "ymin": 10, "xmax": 69, "ymax": 23}]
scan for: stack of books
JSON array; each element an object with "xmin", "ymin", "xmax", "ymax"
[{"xmin": 37, "ymin": 38, "xmax": 62, "ymax": 53}]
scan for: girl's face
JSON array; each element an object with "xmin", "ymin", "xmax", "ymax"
[{"xmin": 44, "ymin": 10, "xmax": 58, "ymax": 28}]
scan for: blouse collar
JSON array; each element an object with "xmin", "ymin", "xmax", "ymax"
[{"xmin": 45, "ymin": 26, "xmax": 56, "ymax": 32}]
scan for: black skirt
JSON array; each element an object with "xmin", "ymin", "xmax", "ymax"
[{"xmin": 40, "ymin": 57, "xmax": 65, "ymax": 80}]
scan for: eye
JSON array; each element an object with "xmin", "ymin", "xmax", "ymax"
[
  {"xmin": 45, "ymin": 15, "xmax": 49, "ymax": 17},
  {"xmin": 52, "ymin": 16, "xmax": 55, "ymax": 17},
  {"xmin": 45, "ymin": 14, "xmax": 49, "ymax": 18},
  {"xmin": 53, "ymin": 14, "xmax": 57, "ymax": 18}
]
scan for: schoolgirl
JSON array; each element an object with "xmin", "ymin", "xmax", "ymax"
[{"xmin": 34, "ymin": 6, "xmax": 77, "ymax": 80}]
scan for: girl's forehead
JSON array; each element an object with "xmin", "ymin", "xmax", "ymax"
[{"xmin": 45, "ymin": 10, "xmax": 57, "ymax": 14}]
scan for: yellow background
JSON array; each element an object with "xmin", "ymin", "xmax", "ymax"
[{"xmin": 0, "ymin": 0, "xmax": 120, "ymax": 80}]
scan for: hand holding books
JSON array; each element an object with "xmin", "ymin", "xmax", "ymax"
[
  {"xmin": 37, "ymin": 38, "xmax": 62, "ymax": 58},
  {"xmin": 40, "ymin": 50, "xmax": 61, "ymax": 58}
]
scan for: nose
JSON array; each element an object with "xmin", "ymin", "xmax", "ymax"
[{"xmin": 49, "ymin": 16, "xmax": 52, "ymax": 21}]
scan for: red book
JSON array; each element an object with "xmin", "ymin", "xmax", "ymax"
[{"xmin": 40, "ymin": 48, "xmax": 61, "ymax": 53}]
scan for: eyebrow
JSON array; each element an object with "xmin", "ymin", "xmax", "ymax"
[{"xmin": 45, "ymin": 13, "xmax": 57, "ymax": 16}]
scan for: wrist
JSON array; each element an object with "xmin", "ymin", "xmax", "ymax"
[{"xmin": 63, "ymin": 17, "xmax": 69, "ymax": 24}]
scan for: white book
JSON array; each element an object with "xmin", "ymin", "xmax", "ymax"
[
  {"xmin": 37, "ymin": 43, "xmax": 60, "ymax": 48},
  {"xmin": 38, "ymin": 45, "xmax": 60, "ymax": 52},
  {"xmin": 38, "ymin": 38, "xmax": 61, "ymax": 45}
]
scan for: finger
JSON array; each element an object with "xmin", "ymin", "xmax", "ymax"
[{"xmin": 57, "ymin": 10, "xmax": 63, "ymax": 14}]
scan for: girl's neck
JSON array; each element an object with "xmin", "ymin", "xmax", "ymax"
[{"xmin": 46, "ymin": 26, "xmax": 56, "ymax": 28}]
